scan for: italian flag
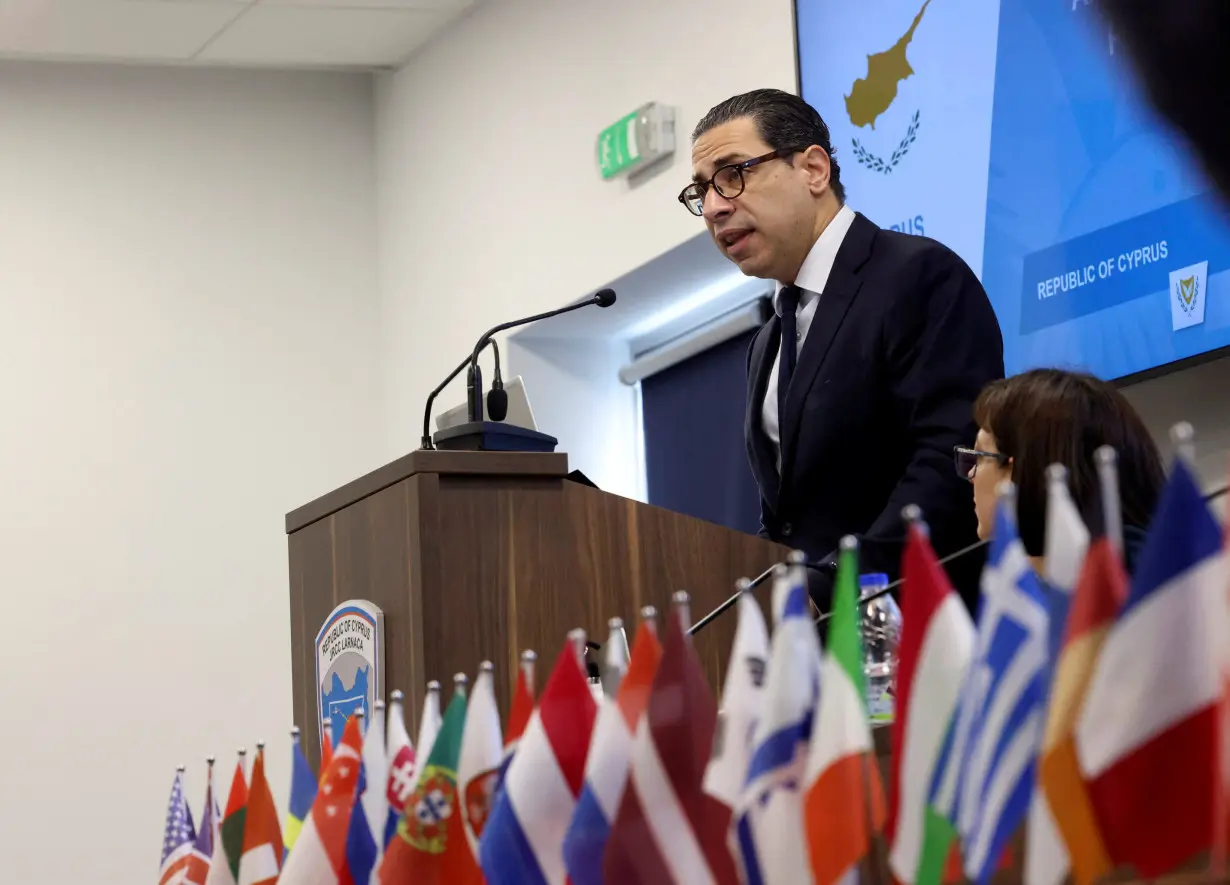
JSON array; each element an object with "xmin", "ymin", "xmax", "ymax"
[
  {"xmin": 887, "ymin": 521, "xmax": 975, "ymax": 885},
  {"xmin": 803, "ymin": 536, "xmax": 887, "ymax": 885}
]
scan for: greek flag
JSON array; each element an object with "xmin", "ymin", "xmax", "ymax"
[{"xmin": 929, "ymin": 488, "xmax": 1049, "ymax": 885}]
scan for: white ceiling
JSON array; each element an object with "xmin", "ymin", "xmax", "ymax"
[{"xmin": 0, "ymin": 0, "xmax": 479, "ymax": 70}]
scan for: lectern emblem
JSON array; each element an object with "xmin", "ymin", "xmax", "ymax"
[{"xmin": 315, "ymin": 600, "xmax": 384, "ymax": 749}]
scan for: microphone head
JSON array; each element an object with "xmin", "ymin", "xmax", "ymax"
[
  {"xmin": 593, "ymin": 288, "xmax": 616, "ymax": 308},
  {"xmin": 487, "ymin": 387, "xmax": 509, "ymax": 421}
]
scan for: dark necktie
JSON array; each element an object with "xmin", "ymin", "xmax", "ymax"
[{"xmin": 777, "ymin": 284, "xmax": 803, "ymax": 423}]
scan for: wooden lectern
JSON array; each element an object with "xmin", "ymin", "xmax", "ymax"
[{"xmin": 285, "ymin": 449, "xmax": 789, "ymax": 766}]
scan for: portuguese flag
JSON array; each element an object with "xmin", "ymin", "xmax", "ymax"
[{"xmin": 379, "ymin": 680, "xmax": 478, "ymax": 885}]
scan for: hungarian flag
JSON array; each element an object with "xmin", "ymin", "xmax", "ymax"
[
  {"xmin": 886, "ymin": 519, "xmax": 975, "ymax": 885},
  {"xmin": 205, "ymin": 755, "xmax": 249, "ymax": 885},
  {"xmin": 804, "ymin": 537, "xmax": 886, "ymax": 885},
  {"xmin": 238, "ymin": 746, "xmax": 283, "ymax": 885},
  {"xmin": 279, "ymin": 715, "xmax": 364, "ymax": 884},
  {"xmin": 379, "ymin": 677, "xmax": 472, "ymax": 885}
]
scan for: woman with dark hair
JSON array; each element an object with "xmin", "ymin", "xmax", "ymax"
[{"xmin": 958, "ymin": 368, "xmax": 1166, "ymax": 574}]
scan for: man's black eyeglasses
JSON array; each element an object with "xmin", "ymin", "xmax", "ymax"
[{"xmin": 678, "ymin": 149, "xmax": 797, "ymax": 216}]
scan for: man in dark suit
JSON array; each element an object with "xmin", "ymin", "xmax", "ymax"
[{"xmin": 681, "ymin": 88, "xmax": 1005, "ymax": 612}]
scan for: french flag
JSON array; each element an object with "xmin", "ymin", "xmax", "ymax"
[
  {"xmin": 1075, "ymin": 454, "xmax": 1227, "ymax": 877},
  {"xmin": 562, "ymin": 617, "xmax": 662, "ymax": 885},
  {"xmin": 480, "ymin": 633, "xmax": 598, "ymax": 885}
]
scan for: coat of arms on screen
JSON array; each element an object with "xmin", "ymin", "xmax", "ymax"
[
  {"xmin": 1177, "ymin": 275, "xmax": 1198, "ymax": 313},
  {"xmin": 1169, "ymin": 261, "xmax": 1209, "ymax": 331},
  {"xmin": 315, "ymin": 600, "xmax": 384, "ymax": 749},
  {"xmin": 846, "ymin": 0, "xmax": 930, "ymax": 174}
]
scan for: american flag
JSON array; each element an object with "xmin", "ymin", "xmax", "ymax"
[{"xmin": 158, "ymin": 768, "xmax": 197, "ymax": 885}]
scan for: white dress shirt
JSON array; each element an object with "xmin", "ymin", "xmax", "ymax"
[{"xmin": 761, "ymin": 203, "xmax": 857, "ymax": 469}]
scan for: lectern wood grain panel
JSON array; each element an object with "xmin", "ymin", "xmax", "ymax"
[{"xmin": 286, "ymin": 450, "xmax": 789, "ymax": 768}]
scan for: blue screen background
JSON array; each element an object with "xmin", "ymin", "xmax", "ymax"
[{"xmin": 796, "ymin": 0, "xmax": 1230, "ymax": 380}]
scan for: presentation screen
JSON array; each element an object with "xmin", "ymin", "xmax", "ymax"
[{"xmin": 794, "ymin": 0, "xmax": 1230, "ymax": 381}]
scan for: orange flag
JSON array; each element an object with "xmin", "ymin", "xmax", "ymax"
[{"xmin": 238, "ymin": 744, "xmax": 284, "ymax": 885}]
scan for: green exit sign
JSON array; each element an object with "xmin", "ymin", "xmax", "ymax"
[{"xmin": 596, "ymin": 103, "xmax": 676, "ymax": 181}]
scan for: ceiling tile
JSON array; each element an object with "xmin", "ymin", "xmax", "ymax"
[
  {"xmin": 196, "ymin": 4, "xmax": 457, "ymax": 67},
  {"xmin": 0, "ymin": 0, "xmax": 246, "ymax": 60}
]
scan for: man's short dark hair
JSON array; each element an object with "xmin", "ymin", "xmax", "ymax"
[{"xmin": 692, "ymin": 88, "xmax": 845, "ymax": 204}]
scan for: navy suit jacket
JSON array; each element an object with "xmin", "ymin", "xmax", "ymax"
[{"xmin": 745, "ymin": 212, "xmax": 1005, "ymax": 612}]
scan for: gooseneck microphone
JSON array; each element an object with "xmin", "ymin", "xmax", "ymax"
[
  {"xmin": 421, "ymin": 338, "xmax": 501, "ymax": 450},
  {"xmin": 464, "ymin": 288, "xmax": 617, "ymax": 424},
  {"xmin": 420, "ymin": 289, "xmax": 617, "ymax": 450}
]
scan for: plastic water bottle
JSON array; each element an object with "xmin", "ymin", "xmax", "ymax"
[{"xmin": 859, "ymin": 572, "xmax": 902, "ymax": 723}]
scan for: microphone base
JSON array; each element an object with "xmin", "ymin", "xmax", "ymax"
[{"xmin": 431, "ymin": 421, "xmax": 558, "ymax": 453}]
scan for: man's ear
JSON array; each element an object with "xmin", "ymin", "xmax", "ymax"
[{"xmin": 801, "ymin": 145, "xmax": 832, "ymax": 196}]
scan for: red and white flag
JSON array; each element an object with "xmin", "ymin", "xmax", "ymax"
[
  {"xmin": 238, "ymin": 746, "xmax": 283, "ymax": 885},
  {"xmin": 280, "ymin": 716, "xmax": 364, "ymax": 884},
  {"xmin": 604, "ymin": 592, "xmax": 736, "ymax": 884}
]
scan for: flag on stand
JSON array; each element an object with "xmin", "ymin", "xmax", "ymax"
[
  {"xmin": 942, "ymin": 485, "xmax": 1049, "ymax": 885},
  {"xmin": 1025, "ymin": 465, "xmax": 1092, "ymax": 885},
  {"xmin": 279, "ymin": 715, "xmax": 364, "ymax": 885},
  {"xmin": 604, "ymin": 592, "xmax": 736, "ymax": 885},
  {"xmin": 205, "ymin": 753, "xmax": 249, "ymax": 885},
  {"xmin": 458, "ymin": 661, "xmax": 505, "ymax": 864},
  {"xmin": 497, "ymin": 651, "xmax": 537, "ymax": 790},
  {"xmin": 702, "ymin": 588, "xmax": 770, "ymax": 866},
  {"xmin": 347, "ymin": 703, "xmax": 390, "ymax": 885},
  {"xmin": 344, "ymin": 765, "xmax": 379, "ymax": 885},
  {"xmin": 285, "ymin": 729, "xmax": 319, "ymax": 860},
  {"xmin": 733, "ymin": 561, "xmax": 822, "ymax": 885},
  {"xmin": 803, "ymin": 536, "xmax": 886, "ymax": 885},
  {"xmin": 185, "ymin": 758, "xmax": 222, "ymax": 885},
  {"xmin": 159, "ymin": 767, "xmax": 197, "ymax": 885},
  {"xmin": 563, "ymin": 608, "xmax": 662, "ymax": 885},
  {"xmin": 598, "ymin": 617, "xmax": 631, "ymax": 699},
  {"xmin": 415, "ymin": 681, "xmax": 444, "ymax": 786},
  {"xmin": 886, "ymin": 513, "xmax": 975, "ymax": 885},
  {"xmin": 384, "ymin": 690, "xmax": 416, "ymax": 848},
  {"xmin": 1032, "ymin": 452, "xmax": 1124, "ymax": 885},
  {"xmin": 379, "ymin": 674, "xmax": 476, "ymax": 885},
  {"xmin": 1076, "ymin": 450, "xmax": 1227, "ymax": 878},
  {"xmin": 238, "ymin": 744, "xmax": 284, "ymax": 885},
  {"xmin": 480, "ymin": 632, "xmax": 597, "ymax": 885},
  {"xmin": 322, "ymin": 719, "xmax": 335, "ymax": 785}
]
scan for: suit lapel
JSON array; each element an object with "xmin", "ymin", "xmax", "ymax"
[
  {"xmin": 778, "ymin": 213, "xmax": 877, "ymax": 482},
  {"xmin": 745, "ymin": 318, "xmax": 780, "ymax": 511}
]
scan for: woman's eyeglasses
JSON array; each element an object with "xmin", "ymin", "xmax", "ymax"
[{"xmin": 953, "ymin": 446, "xmax": 1010, "ymax": 480}]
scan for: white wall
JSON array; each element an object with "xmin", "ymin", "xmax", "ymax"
[
  {"xmin": 0, "ymin": 62, "xmax": 381, "ymax": 882},
  {"xmin": 506, "ymin": 336, "xmax": 643, "ymax": 499},
  {"xmin": 374, "ymin": 0, "xmax": 797, "ymax": 459}
]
